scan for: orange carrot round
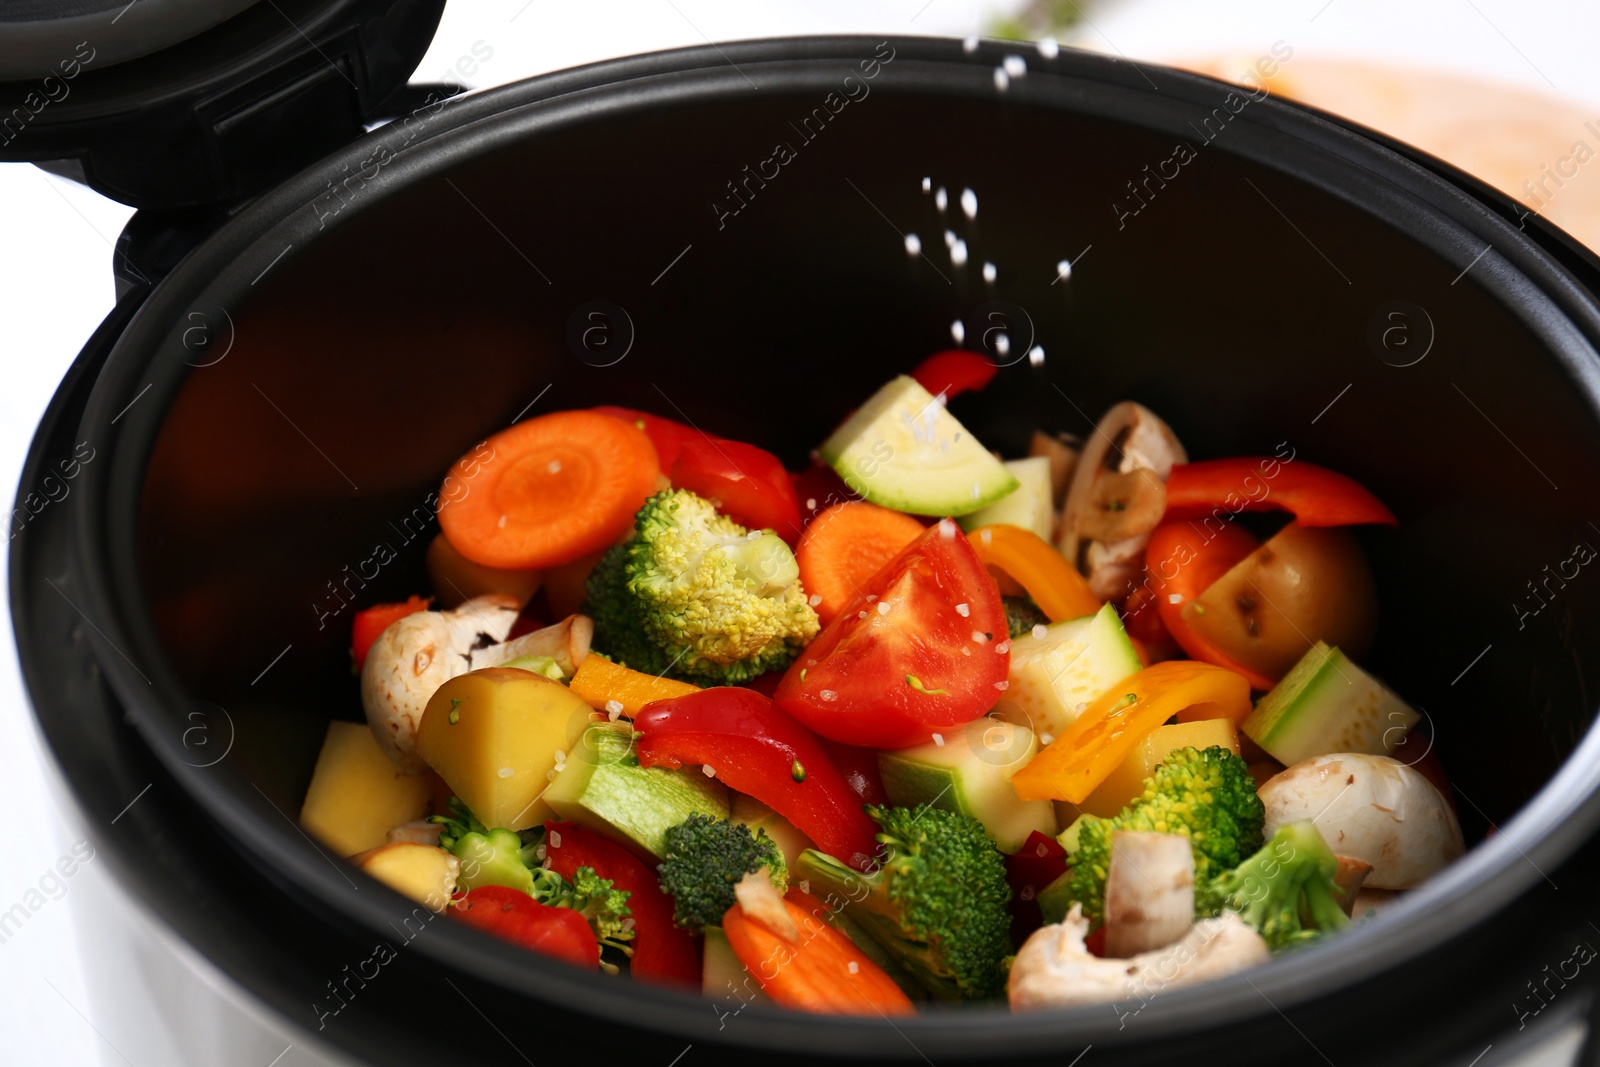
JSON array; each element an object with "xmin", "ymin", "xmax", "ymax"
[
  {"xmin": 722, "ymin": 890, "xmax": 915, "ymax": 1015},
  {"xmin": 795, "ymin": 502, "xmax": 925, "ymax": 625},
  {"xmin": 438, "ymin": 411, "xmax": 657, "ymax": 570}
]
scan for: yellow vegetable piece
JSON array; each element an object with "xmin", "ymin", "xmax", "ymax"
[
  {"xmin": 426, "ymin": 533, "xmax": 543, "ymax": 609},
  {"xmin": 351, "ymin": 842, "xmax": 459, "ymax": 912},
  {"xmin": 1076, "ymin": 718, "xmax": 1241, "ymax": 818},
  {"xmin": 1011, "ymin": 660, "xmax": 1252, "ymax": 804},
  {"xmin": 569, "ymin": 655, "xmax": 700, "ymax": 718},
  {"xmin": 968, "ymin": 524, "xmax": 1102, "ymax": 622},
  {"xmin": 300, "ymin": 721, "xmax": 432, "ymax": 856},
  {"xmin": 416, "ymin": 666, "xmax": 595, "ymax": 831}
]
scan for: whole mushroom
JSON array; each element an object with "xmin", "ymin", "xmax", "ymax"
[{"xmin": 1257, "ymin": 753, "xmax": 1463, "ymax": 890}]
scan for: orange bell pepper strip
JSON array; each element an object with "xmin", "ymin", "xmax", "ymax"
[
  {"xmin": 1011, "ymin": 660, "xmax": 1252, "ymax": 803},
  {"xmin": 568, "ymin": 656, "xmax": 699, "ymax": 718},
  {"xmin": 722, "ymin": 889, "xmax": 915, "ymax": 1016},
  {"xmin": 967, "ymin": 524, "xmax": 1102, "ymax": 622}
]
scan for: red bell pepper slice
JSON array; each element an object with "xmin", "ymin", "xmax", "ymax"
[
  {"xmin": 450, "ymin": 886, "xmax": 599, "ymax": 967},
  {"xmin": 591, "ymin": 405, "xmax": 708, "ymax": 473},
  {"xmin": 790, "ymin": 462, "xmax": 860, "ymax": 529},
  {"xmin": 1004, "ymin": 830, "xmax": 1068, "ymax": 945},
  {"xmin": 350, "ymin": 595, "xmax": 431, "ymax": 672},
  {"xmin": 634, "ymin": 688, "xmax": 883, "ymax": 871},
  {"xmin": 817, "ymin": 737, "xmax": 888, "ymax": 807},
  {"xmin": 1141, "ymin": 520, "xmax": 1275, "ymax": 690},
  {"xmin": 1163, "ymin": 458, "xmax": 1397, "ymax": 527},
  {"xmin": 543, "ymin": 821, "xmax": 700, "ymax": 986},
  {"xmin": 671, "ymin": 437, "xmax": 804, "ymax": 545},
  {"xmin": 910, "ymin": 350, "xmax": 998, "ymax": 400}
]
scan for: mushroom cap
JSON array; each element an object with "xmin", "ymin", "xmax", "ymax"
[
  {"xmin": 1259, "ymin": 753, "xmax": 1464, "ymax": 890},
  {"xmin": 360, "ymin": 595, "xmax": 519, "ymax": 773}
]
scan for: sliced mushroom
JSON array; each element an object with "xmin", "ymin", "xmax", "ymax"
[
  {"xmin": 1058, "ymin": 403, "xmax": 1187, "ymax": 601},
  {"xmin": 361, "ymin": 595, "xmax": 519, "ymax": 773},
  {"xmin": 1104, "ymin": 831, "xmax": 1195, "ymax": 958},
  {"xmin": 1029, "ymin": 430, "xmax": 1082, "ymax": 509},
  {"xmin": 1009, "ymin": 904, "xmax": 1268, "ymax": 1011},
  {"xmin": 474, "ymin": 613, "xmax": 594, "ymax": 677}
]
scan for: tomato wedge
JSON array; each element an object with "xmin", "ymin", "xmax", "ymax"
[
  {"xmin": 1141, "ymin": 520, "xmax": 1275, "ymax": 690},
  {"xmin": 635, "ymin": 688, "xmax": 882, "ymax": 869},
  {"xmin": 1163, "ymin": 458, "xmax": 1397, "ymax": 527},
  {"xmin": 774, "ymin": 520, "xmax": 1009, "ymax": 749},
  {"xmin": 910, "ymin": 350, "xmax": 998, "ymax": 400},
  {"xmin": 672, "ymin": 437, "xmax": 804, "ymax": 544},
  {"xmin": 450, "ymin": 886, "xmax": 598, "ymax": 967}
]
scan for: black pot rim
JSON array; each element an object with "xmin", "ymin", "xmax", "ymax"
[{"xmin": 44, "ymin": 34, "xmax": 1600, "ymax": 1057}]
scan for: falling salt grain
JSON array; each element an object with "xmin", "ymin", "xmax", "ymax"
[
  {"xmin": 994, "ymin": 67, "xmax": 1010, "ymax": 91},
  {"xmin": 1035, "ymin": 841, "xmax": 1050, "ymax": 858},
  {"xmin": 960, "ymin": 187, "xmax": 978, "ymax": 219},
  {"xmin": 866, "ymin": 594, "xmax": 878, "ymax": 602},
  {"xmin": 971, "ymin": 481, "xmax": 982, "ymax": 500},
  {"xmin": 547, "ymin": 460, "xmax": 562, "ymax": 474},
  {"xmin": 549, "ymin": 830, "xmax": 561, "ymax": 848},
  {"xmin": 859, "ymin": 610, "xmax": 869, "ymax": 619},
  {"xmin": 821, "ymin": 689, "xmax": 839, "ymax": 702},
  {"xmin": 980, "ymin": 528, "xmax": 993, "ymax": 545},
  {"xmin": 497, "ymin": 514, "xmax": 508, "ymax": 528},
  {"xmin": 605, "ymin": 699, "xmax": 624, "ymax": 721},
  {"xmin": 1037, "ymin": 37, "xmax": 1059, "ymax": 59},
  {"xmin": 808, "ymin": 594, "xmax": 822, "ymax": 607},
  {"xmin": 921, "ymin": 176, "xmax": 932, "ymax": 192},
  {"xmin": 951, "ymin": 238, "xmax": 968, "ymax": 266},
  {"xmin": 939, "ymin": 520, "xmax": 957, "ymax": 539},
  {"xmin": 932, "ymin": 733, "xmax": 945, "ymax": 747},
  {"xmin": 800, "ymin": 879, "xmax": 811, "ymax": 894},
  {"xmin": 1057, "ymin": 258, "xmax": 1072, "ymax": 281},
  {"xmin": 806, "ymin": 497, "xmax": 817, "ymax": 511},
  {"xmin": 951, "ymin": 319, "xmax": 965, "ymax": 344},
  {"xmin": 982, "ymin": 261, "xmax": 997, "ymax": 283},
  {"xmin": 995, "ymin": 639, "xmax": 1012, "ymax": 654},
  {"xmin": 498, "ymin": 767, "xmax": 514, "ymax": 779},
  {"xmin": 703, "ymin": 765, "xmax": 717, "ymax": 778},
  {"xmin": 1168, "ymin": 593, "xmax": 1183, "ymax": 604},
  {"xmin": 877, "ymin": 601, "xmax": 891, "ymax": 615},
  {"xmin": 943, "ymin": 228, "xmax": 957, "ymax": 248},
  {"xmin": 1041, "ymin": 732, "xmax": 1055, "ymax": 745},
  {"xmin": 972, "ymin": 630, "xmax": 988, "ymax": 643},
  {"xmin": 994, "ymin": 680, "xmax": 1009, "ymax": 691},
  {"xmin": 848, "ymin": 961, "xmax": 860, "ymax": 975},
  {"xmin": 1028, "ymin": 345, "xmax": 1045, "ymax": 367},
  {"xmin": 1032, "ymin": 624, "xmax": 1048, "ymax": 640},
  {"xmin": 1003, "ymin": 55, "xmax": 1027, "ymax": 78},
  {"xmin": 555, "ymin": 749, "xmax": 567, "ymax": 764},
  {"xmin": 904, "ymin": 232, "xmax": 922, "ymax": 256},
  {"xmin": 963, "ymin": 35, "xmax": 979, "ymax": 53},
  {"xmin": 994, "ymin": 332, "xmax": 1010, "ymax": 357},
  {"xmin": 935, "ymin": 186, "xmax": 949, "ymax": 212},
  {"xmin": 962, "ymin": 646, "xmax": 972, "ymax": 657},
  {"xmin": 536, "ymin": 844, "xmax": 548, "ymax": 861},
  {"xmin": 955, "ymin": 603, "xmax": 970, "ymax": 617}
]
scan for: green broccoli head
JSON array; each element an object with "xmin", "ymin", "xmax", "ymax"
[
  {"xmin": 585, "ymin": 490, "xmax": 820, "ymax": 685},
  {"xmin": 656, "ymin": 813, "xmax": 787, "ymax": 932},
  {"xmin": 1001, "ymin": 596, "xmax": 1050, "ymax": 639},
  {"xmin": 1213, "ymin": 820, "xmax": 1351, "ymax": 950},
  {"xmin": 1061, "ymin": 745, "xmax": 1266, "ymax": 926},
  {"xmin": 794, "ymin": 805, "xmax": 1012, "ymax": 1002},
  {"xmin": 536, "ymin": 863, "xmax": 636, "ymax": 953}
]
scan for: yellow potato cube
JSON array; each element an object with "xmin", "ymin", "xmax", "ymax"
[
  {"xmin": 415, "ymin": 667, "xmax": 595, "ymax": 831},
  {"xmin": 1076, "ymin": 718, "xmax": 1241, "ymax": 818},
  {"xmin": 300, "ymin": 721, "xmax": 432, "ymax": 856},
  {"xmin": 352, "ymin": 842, "xmax": 459, "ymax": 911}
]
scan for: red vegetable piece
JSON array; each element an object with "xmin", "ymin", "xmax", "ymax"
[
  {"xmin": 635, "ymin": 688, "xmax": 882, "ymax": 871},
  {"xmin": 774, "ymin": 520, "xmax": 1009, "ymax": 749},
  {"xmin": 909, "ymin": 350, "xmax": 998, "ymax": 400},
  {"xmin": 542, "ymin": 821, "xmax": 700, "ymax": 986},
  {"xmin": 1142, "ymin": 520, "xmax": 1276, "ymax": 691},
  {"xmin": 591, "ymin": 405, "xmax": 707, "ymax": 473},
  {"xmin": 1163, "ymin": 458, "xmax": 1397, "ymax": 527},
  {"xmin": 790, "ymin": 462, "xmax": 861, "ymax": 528},
  {"xmin": 450, "ymin": 886, "xmax": 599, "ymax": 967},
  {"xmin": 817, "ymin": 737, "xmax": 888, "ymax": 807},
  {"xmin": 671, "ymin": 437, "xmax": 804, "ymax": 545},
  {"xmin": 1005, "ymin": 830, "xmax": 1068, "ymax": 944},
  {"xmin": 350, "ymin": 595, "xmax": 431, "ymax": 672}
]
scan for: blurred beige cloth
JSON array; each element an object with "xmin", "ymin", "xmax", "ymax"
[{"xmin": 1177, "ymin": 56, "xmax": 1600, "ymax": 251}]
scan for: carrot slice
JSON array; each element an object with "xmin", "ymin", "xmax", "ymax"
[
  {"xmin": 437, "ymin": 411, "xmax": 658, "ymax": 570},
  {"xmin": 722, "ymin": 890, "xmax": 915, "ymax": 1015},
  {"xmin": 795, "ymin": 502, "xmax": 925, "ymax": 626},
  {"xmin": 568, "ymin": 655, "xmax": 699, "ymax": 718}
]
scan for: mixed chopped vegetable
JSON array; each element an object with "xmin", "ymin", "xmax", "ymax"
[{"xmin": 298, "ymin": 348, "xmax": 1465, "ymax": 1015}]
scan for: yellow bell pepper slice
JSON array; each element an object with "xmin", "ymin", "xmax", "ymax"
[
  {"xmin": 1011, "ymin": 660, "xmax": 1251, "ymax": 803},
  {"xmin": 568, "ymin": 655, "xmax": 699, "ymax": 718},
  {"xmin": 968, "ymin": 524, "xmax": 1102, "ymax": 622}
]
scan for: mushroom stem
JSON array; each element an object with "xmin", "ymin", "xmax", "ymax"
[
  {"xmin": 473, "ymin": 614, "xmax": 593, "ymax": 677},
  {"xmin": 1104, "ymin": 831, "xmax": 1195, "ymax": 958}
]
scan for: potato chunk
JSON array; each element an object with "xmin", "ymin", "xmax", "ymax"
[{"xmin": 300, "ymin": 721, "xmax": 432, "ymax": 856}]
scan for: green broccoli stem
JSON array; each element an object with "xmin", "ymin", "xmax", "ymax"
[{"xmin": 1216, "ymin": 820, "xmax": 1350, "ymax": 950}]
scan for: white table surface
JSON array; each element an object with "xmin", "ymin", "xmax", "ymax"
[{"xmin": 3, "ymin": 1, "xmax": 1598, "ymax": 1063}]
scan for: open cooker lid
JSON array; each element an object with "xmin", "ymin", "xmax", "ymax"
[{"xmin": 0, "ymin": 0, "xmax": 445, "ymax": 210}]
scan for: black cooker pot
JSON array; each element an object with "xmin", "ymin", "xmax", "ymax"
[{"xmin": 14, "ymin": 29, "xmax": 1600, "ymax": 1067}]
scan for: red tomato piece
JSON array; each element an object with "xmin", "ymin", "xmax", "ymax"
[
  {"xmin": 1163, "ymin": 458, "xmax": 1397, "ymax": 527},
  {"xmin": 542, "ymin": 821, "xmax": 700, "ymax": 986},
  {"xmin": 350, "ymin": 595, "xmax": 431, "ymax": 672},
  {"xmin": 909, "ymin": 350, "xmax": 998, "ymax": 400},
  {"xmin": 774, "ymin": 520, "xmax": 1009, "ymax": 749},
  {"xmin": 790, "ymin": 462, "xmax": 860, "ymax": 528},
  {"xmin": 591, "ymin": 405, "xmax": 707, "ymax": 473},
  {"xmin": 1141, "ymin": 520, "xmax": 1276, "ymax": 690},
  {"xmin": 671, "ymin": 437, "xmax": 804, "ymax": 544},
  {"xmin": 635, "ymin": 688, "xmax": 882, "ymax": 870},
  {"xmin": 450, "ymin": 886, "xmax": 598, "ymax": 967}
]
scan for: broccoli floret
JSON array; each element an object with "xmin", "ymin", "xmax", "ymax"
[
  {"xmin": 793, "ymin": 805, "xmax": 1012, "ymax": 1002},
  {"xmin": 1002, "ymin": 596, "xmax": 1050, "ymax": 639},
  {"xmin": 1061, "ymin": 746, "xmax": 1265, "ymax": 926},
  {"xmin": 586, "ymin": 489, "xmax": 820, "ymax": 684},
  {"xmin": 656, "ymin": 813, "xmax": 787, "ymax": 932},
  {"xmin": 1213, "ymin": 820, "xmax": 1351, "ymax": 950},
  {"xmin": 533, "ymin": 860, "xmax": 636, "ymax": 953}
]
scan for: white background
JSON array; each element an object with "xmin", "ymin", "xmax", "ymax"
[{"xmin": 3, "ymin": 1, "xmax": 1599, "ymax": 1063}]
